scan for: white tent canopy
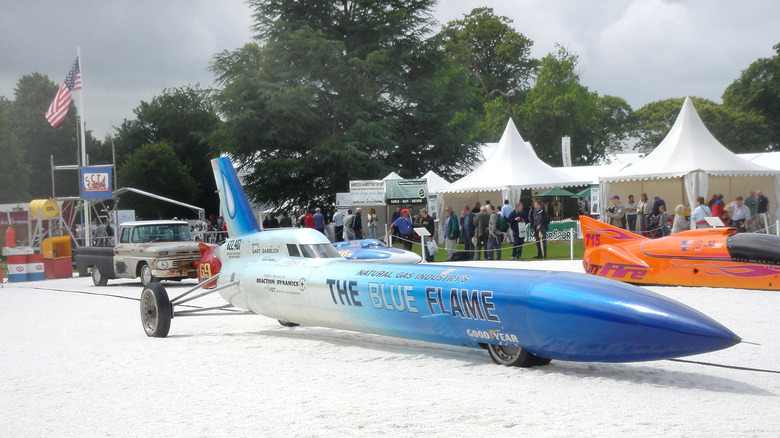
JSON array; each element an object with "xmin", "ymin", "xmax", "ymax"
[
  {"xmin": 420, "ymin": 170, "xmax": 451, "ymax": 194},
  {"xmin": 440, "ymin": 119, "xmax": 590, "ymax": 207},
  {"xmin": 600, "ymin": 97, "xmax": 780, "ymax": 220},
  {"xmin": 557, "ymin": 163, "xmax": 630, "ymax": 186},
  {"xmin": 382, "ymin": 172, "xmax": 402, "ymax": 181}
]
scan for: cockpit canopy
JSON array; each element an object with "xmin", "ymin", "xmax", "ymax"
[{"xmin": 286, "ymin": 243, "xmax": 341, "ymax": 259}]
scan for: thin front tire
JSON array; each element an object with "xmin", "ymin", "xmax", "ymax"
[{"xmin": 140, "ymin": 284, "xmax": 172, "ymax": 338}]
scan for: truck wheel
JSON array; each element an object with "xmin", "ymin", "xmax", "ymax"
[
  {"xmin": 140, "ymin": 263, "xmax": 158, "ymax": 286},
  {"xmin": 140, "ymin": 283, "xmax": 171, "ymax": 338},
  {"xmin": 91, "ymin": 266, "xmax": 108, "ymax": 286},
  {"xmin": 486, "ymin": 344, "xmax": 538, "ymax": 367}
]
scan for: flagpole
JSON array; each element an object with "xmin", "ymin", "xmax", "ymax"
[{"xmin": 78, "ymin": 46, "xmax": 91, "ymax": 247}]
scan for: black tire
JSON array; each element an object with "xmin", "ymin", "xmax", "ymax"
[
  {"xmin": 535, "ymin": 357, "xmax": 552, "ymax": 366},
  {"xmin": 140, "ymin": 263, "xmax": 158, "ymax": 286},
  {"xmin": 140, "ymin": 283, "xmax": 172, "ymax": 338},
  {"xmin": 278, "ymin": 320, "xmax": 300, "ymax": 327},
  {"xmin": 486, "ymin": 344, "xmax": 538, "ymax": 367},
  {"xmin": 91, "ymin": 266, "xmax": 108, "ymax": 286}
]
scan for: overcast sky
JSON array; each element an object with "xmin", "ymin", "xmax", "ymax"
[{"xmin": 1, "ymin": 0, "xmax": 777, "ymax": 140}]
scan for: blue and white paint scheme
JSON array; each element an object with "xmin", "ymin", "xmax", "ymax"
[
  {"xmin": 144, "ymin": 157, "xmax": 740, "ymax": 367},
  {"xmin": 332, "ymin": 239, "xmax": 422, "ymax": 264}
]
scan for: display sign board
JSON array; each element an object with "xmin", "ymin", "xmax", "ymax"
[
  {"xmin": 526, "ymin": 220, "xmax": 580, "ymax": 242},
  {"xmin": 349, "ymin": 181, "xmax": 384, "ymax": 206},
  {"xmin": 590, "ymin": 186, "xmax": 600, "ymax": 215},
  {"xmin": 561, "ymin": 136, "xmax": 572, "ymax": 167},
  {"xmin": 385, "ymin": 179, "xmax": 427, "ymax": 205},
  {"xmin": 80, "ymin": 166, "xmax": 113, "ymax": 200}
]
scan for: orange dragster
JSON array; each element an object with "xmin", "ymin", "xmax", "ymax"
[{"xmin": 580, "ymin": 215, "xmax": 780, "ymax": 290}]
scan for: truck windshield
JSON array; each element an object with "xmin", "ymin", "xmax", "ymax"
[{"xmin": 131, "ymin": 224, "xmax": 193, "ymax": 243}]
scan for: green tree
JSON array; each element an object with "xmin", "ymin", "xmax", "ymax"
[
  {"xmin": 441, "ymin": 7, "xmax": 538, "ymax": 100},
  {"xmin": 118, "ymin": 142, "xmax": 198, "ymax": 219},
  {"xmin": 634, "ymin": 97, "xmax": 771, "ymax": 153},
  {"xmin": 10, "ymin": 73, "xmax": 81, "ymax": 198},
  {"xmin": 0, "ymin": 97, "xmax": 29, "ymax": 202},
  {"xmin": 210, "ymin": 0, "xmax": 479, "ymax": 208},
  {"xmin": 722, "ymin": 43, "xmax": 780, "ymax": 149},
  {"xmin": 111, "ymin": 86, "xmax": 221, "ymax": 215},
  {"xmin": 521, "ymin": 46, "xmax": 630, "ymax": 165}
]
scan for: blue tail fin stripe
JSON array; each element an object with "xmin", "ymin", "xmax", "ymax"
[{"xmin": 211, "ymin": 157, "xmax": 259, "ymax": 237}]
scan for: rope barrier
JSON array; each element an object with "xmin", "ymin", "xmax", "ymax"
[{"xmin": 386, "ymin": 232, "xmax": 556, "ymax": 253}]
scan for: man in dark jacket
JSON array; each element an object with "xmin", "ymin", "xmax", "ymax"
[
  {"xmin": 444, "ymin": 206, "xmax": 460, "ymax": 259},
  {"xmin": 508, "ymin": 202, "xmax": 529, "ymax": 259},
  {"xmin": 460, "ymin": 204, "xmax": 475, "ymax": 260},
  {"xmin": 352, "ymin": 208, "xmax": 363, "ymax": 240},
  {"xmin": 472, "ymin": 206, "xmax": 490, "ymax": 260},
  {"xmin": 419, "ymin": 208, "xmax": 436, "ymax": 262},
  {"xmin": 532, "ymin": 200, "xmax": 549, "ymax": 259}
]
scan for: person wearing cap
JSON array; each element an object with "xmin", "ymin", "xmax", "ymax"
[
  {"xmin": 607, "ymin": 195, "xmax": 626, "ymax": 229},
  {"xmin": 390, "ymin": 209, "xmax": 414, "ymax": 250}
]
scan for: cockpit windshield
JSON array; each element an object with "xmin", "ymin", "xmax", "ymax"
[{"xmin": 294, "ymin": 243, "xmax": 342, "ymax": 258}]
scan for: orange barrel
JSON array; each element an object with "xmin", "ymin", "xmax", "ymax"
[
  {"xmin": 6, "ymin": 253, "xmax": 27, "ymax": 282},
  {"xmin": 27, "ymin": 253, "xmax": 45, "ymax": 281}
]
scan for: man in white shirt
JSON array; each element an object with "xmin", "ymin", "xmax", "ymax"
[
  {"xmin": 332, "ymin": 209, "xmax": 345, "ymax": 242},
  {"xmin": 726, "ymin": 196, "xmax": 750, "ymax": 233}
]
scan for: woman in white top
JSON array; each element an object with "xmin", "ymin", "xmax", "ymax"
[{"xmin": 366, "ymin": 207, "xmax": 378, "ymax": 239}]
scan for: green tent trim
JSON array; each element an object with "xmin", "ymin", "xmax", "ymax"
[{"xmin": 534, "ymin": 187, "xmax": 576, "ymax": 197}]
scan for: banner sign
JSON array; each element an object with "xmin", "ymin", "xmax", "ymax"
[
  {"xmin": 526, "ymin": 220, "xmax": 580, "ymax": 242},
  {"xmin": 80, "ymin": 166, "xmax": 113, "ymax": 200},
  {"xmin": 349, "ymin": 180, "xmax": 385, "ymax": 206},
  {"xmin": 385, "ymin": 179, "xmax": 427, "ymax": 205},
  {"xmin": 0, "ymin": 211, "xmax": 28, "ymax": 226}
]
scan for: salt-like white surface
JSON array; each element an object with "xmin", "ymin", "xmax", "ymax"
[{"xmin": 1, "ymin": 260, "xmax": 778, "ymax": 437}]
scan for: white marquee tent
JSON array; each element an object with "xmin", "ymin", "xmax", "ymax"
[
  {"xmin": 420, "ymin": 170, "xmax": 451, "ymax": 194},
  {"xmin": 439, "ymin": 119, "xmax": 590, "ymax": 209},
  {"xmin": 600, "ymin": 97, "xmax": 780, "ymax": 221}
]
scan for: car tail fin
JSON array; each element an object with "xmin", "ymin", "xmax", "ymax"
[
  {"xmin": 579, "ymin": 215, "xmax": 647, "ymax": 250},
  {"xmin": 211, "ymin": 157, "xmax": 260, "ymax": 237}
]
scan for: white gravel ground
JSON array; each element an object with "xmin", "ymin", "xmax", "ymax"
[{"xmin": 1, "ymin": 260, "xmax": 778, "ymax": 437}]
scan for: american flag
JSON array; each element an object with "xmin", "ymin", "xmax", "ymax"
[{"xmin": 45, "ymin": 57, "xmax": 82, "ymax": 128}]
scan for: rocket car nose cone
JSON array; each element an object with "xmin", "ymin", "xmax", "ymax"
[{"xmin": 523, "ymin": 272, "xmax": 740, "ymax": 362}]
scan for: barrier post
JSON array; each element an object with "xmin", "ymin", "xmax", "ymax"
[{"xmin": 570, "ymin": 227, "xmax": 574, "ymax": 260}]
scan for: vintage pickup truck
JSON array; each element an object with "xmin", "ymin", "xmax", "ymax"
[{"xmin": 75, "ymin": 220, "xmax": 201, "ymax": 286}]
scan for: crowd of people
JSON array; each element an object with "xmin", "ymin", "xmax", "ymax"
[
  {"xmin": 258, "ymin": 206, "xmax": 381, "ymax": 242},
  {"xmin": 604, "ymin": 190, "xmax": 770, "ymax": 237},
  {"xmin": 253, "ymin": 199, "xmax": 555, "ymax": 261},
  {"xmin": 437, "ymin": 199, "xmax": 551, "ymax": 261}
]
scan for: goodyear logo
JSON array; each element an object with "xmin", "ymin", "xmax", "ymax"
[{"xmin": 466, "ymin": 329, "xmax": 519, "ymax": 343}]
